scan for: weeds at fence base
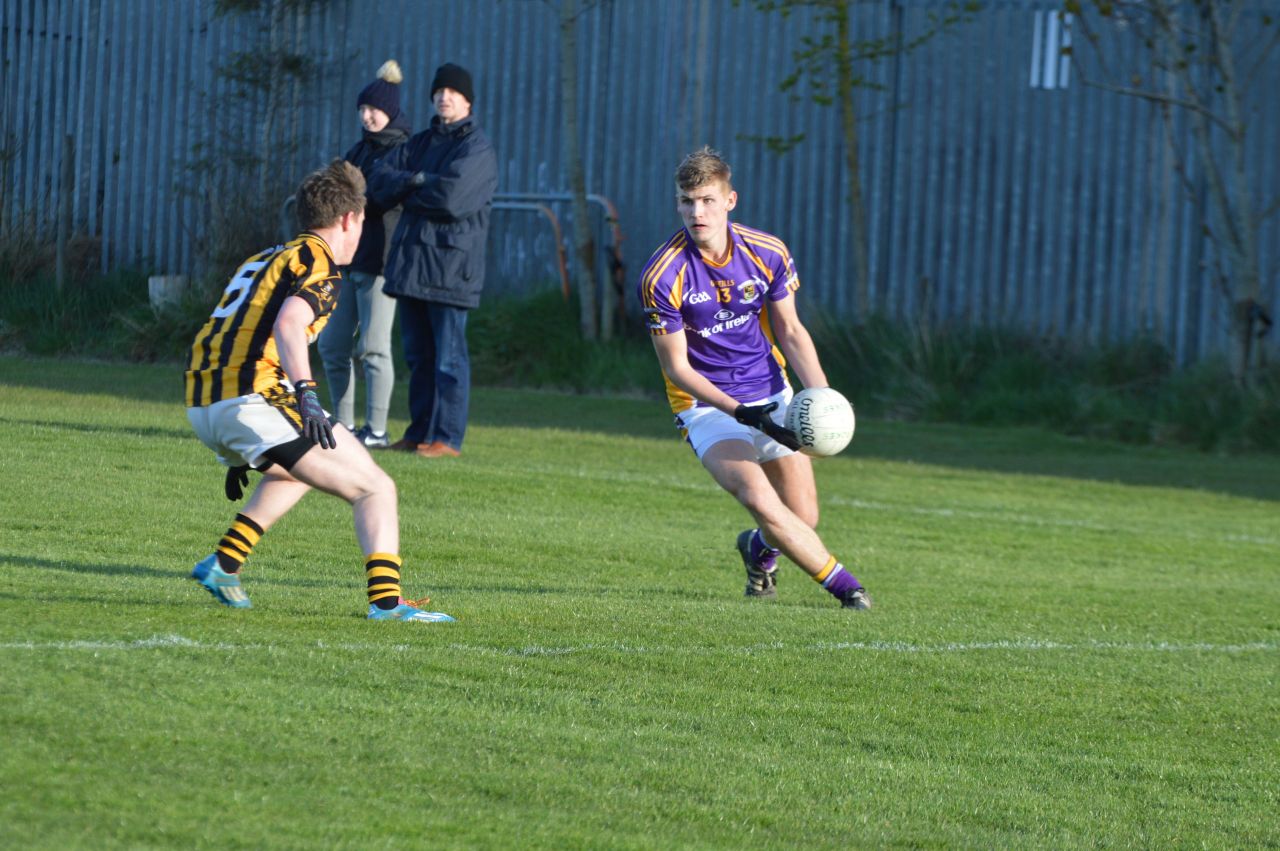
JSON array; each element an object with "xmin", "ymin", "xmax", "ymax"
[
  {"xmin": 810, "ymin": 312, "xmax": 1280, "ymax": 453},
  {"xmin": 0, "ymin": 271, "xmax": 1275, "ymax": 454}
]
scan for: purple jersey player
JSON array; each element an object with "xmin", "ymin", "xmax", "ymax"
[{"xmin": 637, "ymin": 147, "xmax": 871, "ymax": 610}]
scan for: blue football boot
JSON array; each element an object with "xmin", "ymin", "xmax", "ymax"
[
  {"xmin": 367, "ymin": 598, "xmax": 455, "ymax": 623},
  {"xmin": 190, "ymin": 554, "xmax": 252, "ymax": 609}
]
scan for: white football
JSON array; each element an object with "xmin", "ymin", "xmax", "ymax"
[{"xmin": 785, "ymin": 387, "xmax": 855, "ymax": 457}]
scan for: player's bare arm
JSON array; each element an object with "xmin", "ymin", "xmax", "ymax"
[
  {"xmin": 652, "ymin": 329, "xmax": 799, "ymax": 450},
  {"xmin": 766, "ymin": 295, "xmax": 828, "ymax": 390},
  {"xmin": 273, "ymin": 296, "xmax": 320, "ymax": 385},
  {"xmin": 650, "ymin": 329, "xmax": 742, "ymax": 415},
  {"xmin": 273, "ymin": 295, "xmax": 336, "ymax": 449}
]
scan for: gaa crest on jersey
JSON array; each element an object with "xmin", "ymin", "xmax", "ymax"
[
  {"xmin": 310, "ymin": 277, "xmax": 340, "ymax": 315},
  {"xmin": 738, "ymin": 275, "xmax": 766, "ymax": 304}
]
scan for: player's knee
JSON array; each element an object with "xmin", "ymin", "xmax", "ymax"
[
  {"xmin": 377, "ymin": 469, "xmax": 397, "ymax": 501},
  {"xmin": 360, "ymin": 465, "xmax": 396, "ymax": 501},
  {"xmin": 795, "ymin": 504, "xmax": 819, "ymax": 529},
  {"xmin": 337, "ymin": 462, "xmax": 395, "ymax": 505}
]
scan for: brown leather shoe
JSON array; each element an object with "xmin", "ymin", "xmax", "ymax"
[
  {"xmin": 388, "ymin": 438, "xmax": 419, "ymax": 452},
  {"xmin": 416, "ymin": 441, "xmax": 461, "ymax": 458}
]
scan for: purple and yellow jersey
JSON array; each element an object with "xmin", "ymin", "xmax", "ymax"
[
  {"xmin": 185, "ymin": 233, "xmax": 341, "ymax": 407},
  {"xmin": 637, "ymin": 222, "xmax": 801, "ymax": 413}
]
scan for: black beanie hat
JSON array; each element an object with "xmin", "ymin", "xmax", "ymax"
[
  {"xmin": 430, "ymin": 62, "xmax": 474, "ymax": 105},
  {"xmin": 357, "ymin": 60, "xmax": 402, "ymax": 117}
]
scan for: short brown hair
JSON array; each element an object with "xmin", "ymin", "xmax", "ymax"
[
  {"xmin": 675, "ymin": 146, "xmax": 732, "ymax": 193},
  {"xmin": 295, "ymin": 159, "xmax": 365, "ymax": 230}
]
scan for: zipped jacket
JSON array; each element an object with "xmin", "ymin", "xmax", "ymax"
[{"xmin": 367, "ymin": 115, "xmax": 498, "ymax": 308}]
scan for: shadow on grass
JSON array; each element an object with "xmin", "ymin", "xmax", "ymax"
[
  {"xmin": 0, "ymin": 416, "xmax": 191, "ymax": 442},
  {"xmin": 3, "ymin": 355, "xmax": 1278, "ymax": 503},
  {"xmin": 0, "ymin": 554, "xmax": 335, "ymax": 589},
  {"xmin": 0, "ymin": 554, "xmax": 723, "ymax": 608}
]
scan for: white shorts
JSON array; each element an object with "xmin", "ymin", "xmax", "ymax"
[
  {"xmin": 677, "ymin": 387, "xmax": 796, "ymax": 462},
  {"xmin": 187, "ymin": 393, "xmax": 309, "ymax": 469}
]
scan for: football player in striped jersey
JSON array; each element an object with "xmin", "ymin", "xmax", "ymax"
[
  {"xmin": 637, "ymin": 148, "xmax": 871, "ymax": 610},
  {"xmin": 184, "ymin": 159, "xmax": 453, "ymax": 623}
]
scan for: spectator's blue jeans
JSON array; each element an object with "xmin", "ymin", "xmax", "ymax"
[{"xmin": 398, "ymin": 298, "xmax": 470, "ymax": 450}]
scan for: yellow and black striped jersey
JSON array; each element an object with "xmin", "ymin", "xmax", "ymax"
[{"xmin": 185, "ymin": 233, "xmax": 342, "ymax": 407}]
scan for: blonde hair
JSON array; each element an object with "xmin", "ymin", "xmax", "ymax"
[
  {"xmin": 295, "ymin": 159, "xmax": 365, "ymax": 230},
  {"xmin": 675, "ymin": 146, "xmax": 732, "ymax": 193}
]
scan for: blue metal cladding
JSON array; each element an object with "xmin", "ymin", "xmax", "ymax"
[{"xmin": 1, "ymin": 0, "xmax": 1276, "ymax": 364}]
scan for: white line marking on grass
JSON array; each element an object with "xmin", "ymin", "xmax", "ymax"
[
  {"xmin": 815, "ymin": 639, "xmax": 1279, "ymax": 653},
  {"xmin": 1223, "ymin": 533, "xmax": 1278, "ymax": 545},
  {"xmin": 473, "ymin": 640, "xmax": 1279, "ymax": 656},
  {"xmin": 0, "ymin": 634, "xmax": 206, "ymax": 650},
  {"xmin": 1, "ymin": 636, "xmax": 1275, "ymax": 654}
]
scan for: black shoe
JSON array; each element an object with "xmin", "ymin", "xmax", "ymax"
[
  {"xmin": 355, "ymin": 424, "xmax": 390, "ymax": 449},
  {"xmin": 840, "ymin": 587, "xmax": 872, "ymax": 610}
]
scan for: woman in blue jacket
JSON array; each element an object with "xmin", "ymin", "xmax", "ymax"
[{"xmin": 317, "ymin": 60, "xmax": 411, "ymax": 448}]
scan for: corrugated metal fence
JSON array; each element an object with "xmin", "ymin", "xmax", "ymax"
[{"xmin": 2, "ymin": 0, "xmax": 1277, "ymax": 363}]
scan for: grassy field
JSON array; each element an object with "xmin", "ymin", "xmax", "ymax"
[{"xmin": 0, "ymin": 355, "xmax": 1276, "ymax": 849}]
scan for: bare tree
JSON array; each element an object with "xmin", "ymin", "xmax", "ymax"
[
  {"xmin": 1065, "ymin": 0, "xmax": 1278, "ymax": 382},
  {"xmin": 736, "ymin": 0, "xmax": 978, "ymax": 317},
  {"xmin": 531, "ymin": 0, "xmax": 617, "ymax": 339},
  {"xmin": 549, "ymin": 0, "xmax": 601, "ymax": 340},
  {"xmin": 196, "ymin": 0, "xmax": 325, "ymax": 277}
]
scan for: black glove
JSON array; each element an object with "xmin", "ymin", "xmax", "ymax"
[
  {"xmin": 224, "ymin": 465, "xmax": 250, "ymax": 501},
  {"xmin": 734, "ymin": 402, "xmax": 801, "ymax": 451},
  {"xmin": 295, "ymin": 380, "xmax": 335, "ymax": 449},
  {"xmin": 407, "ymin": 171, "xmax": 426, "ymax": 187}
]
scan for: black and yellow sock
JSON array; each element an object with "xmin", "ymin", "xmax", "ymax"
[
  {"xmin": 215, "ymin": 513, "xmax": 263, "ymax": 574},
  {"xmin": 366, "ymin": 553, "xmax": 403, "ymax": 611}
]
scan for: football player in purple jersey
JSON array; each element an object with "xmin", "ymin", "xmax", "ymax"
[{"xmin": 637, "ymin": 147, "xmax": 871, "ymax": 610}]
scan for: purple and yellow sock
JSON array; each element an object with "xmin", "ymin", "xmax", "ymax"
[
  {"xmin": 750, "ymin": 529, "xmax": 781, "ymax": 573},
  {"xmin": 365, "ymin": 553, "xmax": 403, "ymax": 611},
  {"xmin": 215, "ymin": 513, "xmax": 263, "ymax": 574},
  {"xmin": 813, "ymin": 556, "xmax": 863, "ymax": 600}
]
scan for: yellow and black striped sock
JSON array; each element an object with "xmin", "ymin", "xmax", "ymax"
[
  {"xmin": 215, "ymin": 513, "xmax": 263, "ymax": 574},
  {"xmin": 366, "ymin": 553, "xmax": 403, "ymax": 611}
]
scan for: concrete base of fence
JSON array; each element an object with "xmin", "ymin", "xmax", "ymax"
[{"xmin": 148, "ymin": 275, "xmax": 188, "ymax": 312}]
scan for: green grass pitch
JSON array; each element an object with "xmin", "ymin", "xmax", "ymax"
[{"xmin": 1, "ymin": 356, "xmax": 1276, "ymax": 848}]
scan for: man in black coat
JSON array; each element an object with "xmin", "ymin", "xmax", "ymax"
[{"xmin": 368, "ymin": 62, "xmax": 498, "ymax": 458}]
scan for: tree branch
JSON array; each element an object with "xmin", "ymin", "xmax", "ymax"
[
  {"xmin": 1074, "ymin": 75, "xmax": 1236, "ymax": 137},
  {"xmin": 1243, "ymin": 26, "xmax": 1280, "ymax": 92},
  {"xmin": 1258, "ymin": 196, "xmax": 1280, "ymax": 224}
]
